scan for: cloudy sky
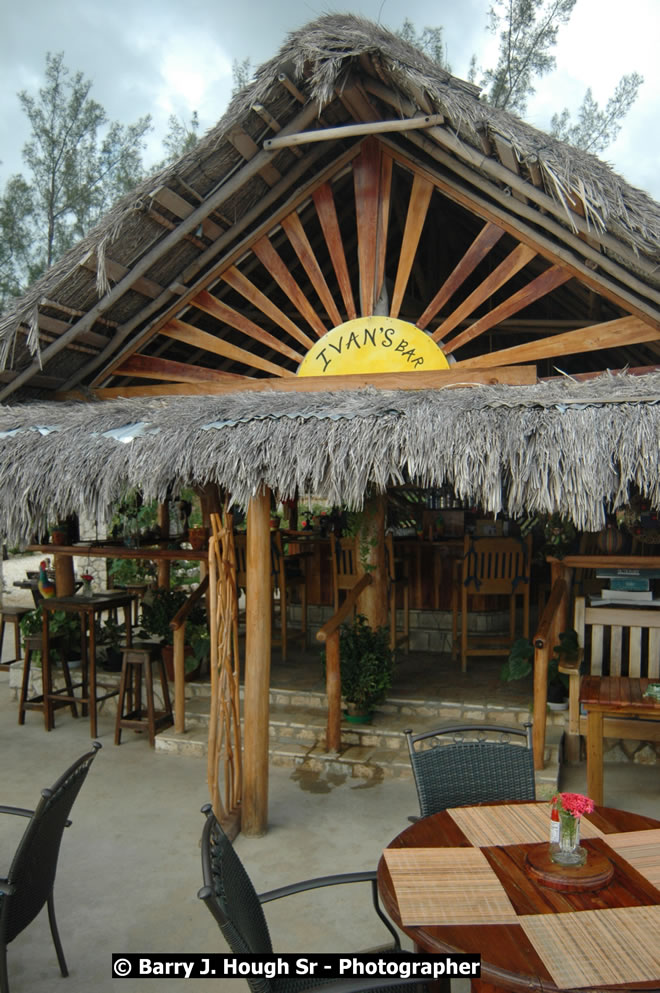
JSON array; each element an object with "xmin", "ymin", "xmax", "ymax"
[{"xmin": 1, "ymin": 0, "xmax": 658, "ymax": 200}]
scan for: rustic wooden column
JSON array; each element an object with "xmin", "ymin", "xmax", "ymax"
[
  {"xmin": 242, "ymin": 488, "xmax": 272, "ymax": 837},
  {"xmin": 357, "ymin": 493, "xmax": 388, "ymax": 630},
  {"xmin": 157, "ymin": 502, "xmax": 170, "ymax": 588},
  {"xmin": 53, "ymin": 552, "xmax": 75, "ymax": 596}
]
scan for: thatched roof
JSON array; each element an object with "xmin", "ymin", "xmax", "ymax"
[
  {"xmin": 2, "ymin": 371, "xmax": 659, "ymax": 542},
  {"xmin": 0, "ymin": 13, "xmax": 658, "ymax": 400}
]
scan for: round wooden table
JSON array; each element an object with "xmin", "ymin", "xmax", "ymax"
[{"xmin": 377, "ymin": 803, "xmax": 660, "ymax": 993}]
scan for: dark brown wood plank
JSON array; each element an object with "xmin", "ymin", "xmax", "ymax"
[
  {"xmin": 160, "ymin": 318, "xmax": 294, "ymax": 377},
  {"xmin": 312, "ymin": 183, "xmax": 357, "ymax": 320},
  {"xmin": 444, "ymin": 265, "xmax": 571, "ymax": 355},
  {"xmin": 281, "ymin": 212, "xmax": 343, "ymax": 326},
  {"xmin": 375, "ymin": 152, "xmax": 393, "ymax": 309},
  {"xmin": 220, "ymin": 266, "xmax": 314, "ymax": 350},
  {"xmin": 452, "ymin": 316, "xmax": 660, "ymax": 370},
  {"xmin": 353, "ymin": 138, "xmax": 381, "ymax": 316},
  {"xmin": 192, "ymin": 289, "xmax": 305, "ymax": 363},
  {"xmin": 431, "ymin": 243, "xmax": 537, "ymax": 342},
  {"xmin": 252, "ymin": 236, "xmax": 328, "ymax": 338},
  {"xmin": 390, "ymin": 174, "xmax": 434, "ymax": 318},
  {"xmin": 417, "ymin": 222, "xmax": 505, "ymax": 330},
  {"xmin": 112, "ymin": 353, "xmax": 250, "ymax": 384}
]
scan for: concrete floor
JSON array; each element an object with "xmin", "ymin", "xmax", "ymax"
[{"xmin": 1, "ymin": 555, "xmax": 659, "ymax": 993}]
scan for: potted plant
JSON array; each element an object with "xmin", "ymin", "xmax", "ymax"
[
  {"xmin": 97, "ymin": 616, "xmax": 125, "ymax": 672},
  {"xmin": 322, "ymin": 614, "xmax": 394, "ymax": 723},
  {"xmin": 500, "ymin": 630, "xmax": 579, "ymax": 708},
  {"xmin": 137, "ymin": 587, "xmax": 208, "ymax": 681}
]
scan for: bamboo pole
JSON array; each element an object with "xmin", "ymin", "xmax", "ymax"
[
  {"xmin": 172, "ymin": 623, "xmax": 186, "ymax": 734},
  {"xmin": 242, "ymin": 489, "xmax": 272, "ymax": 836}
]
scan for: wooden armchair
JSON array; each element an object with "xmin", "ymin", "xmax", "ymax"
[
  {"xmin": 330, "ymin": 535, "xmax": 360, "ymax": 615},
  {"xmin": 560, "ymin": 597, "xmax": 660, "ymax": 802}
]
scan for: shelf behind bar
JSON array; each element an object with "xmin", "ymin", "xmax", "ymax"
[{"xmin": 27, "ymin": 544, "xmax": 207, "ymax": 561}]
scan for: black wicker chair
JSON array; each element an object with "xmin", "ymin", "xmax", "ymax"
[
  {"xmin": 405, "ymin": 723, "xmax": 535, "ymax": 819},
  {"xmin": 198, "ymin": 805, "xmax": 436, "ymax": 993},
  {"xmin": 0, "ymin": 742, "xmax": 101, "ymax": 993}
]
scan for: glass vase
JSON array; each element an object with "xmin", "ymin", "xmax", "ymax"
[{"xmin": 551, "ymin": 810, "xmax": 587, "ymax": 866}]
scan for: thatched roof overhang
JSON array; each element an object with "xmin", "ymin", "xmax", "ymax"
[{"xmin": 1, "ymin": 373, "xmax": 659, "ymax": 543}]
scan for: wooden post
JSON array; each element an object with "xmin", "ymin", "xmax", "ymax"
[
  {"xmin": 157, "ymin": 502, "xmax": 170, "ymax": 588},
  {"xmin": 53, "ymin": 552, "xmax": 75, "ymax": 597},
  {"xmin": 173, "ymin": 623, "xmax": 186, "ymax": 734},
  {"xmin": 197, "ymin": 483, "xmax": 224, "ymax": 584},
  {"xmin": 357, "ymin": 493, "xmax": 388, "ymax": 630},
  {"xmin": 325, "ymin": 630, "xmax": 342, "ymax": 752},
  {"xmin": 242, "ymin": 488, "xmax": 272, "ymax": 837}
]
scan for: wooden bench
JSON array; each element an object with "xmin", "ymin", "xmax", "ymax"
[{"xmin": 559, "ymin": 596, "xmax": 660, "ymax": 803}]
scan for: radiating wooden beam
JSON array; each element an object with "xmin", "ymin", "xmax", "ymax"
[
  {"xmin": 417, "ymin": 222, "xmax": 505, "ymax": 330},
  {"xmin": 390, "ymin": 175, "xmax": 434, "ymax": 318},
  {"xmin": 281, "ymin": 212, "xmax": 343, "ymax": 327},
  {"xmin": 452, "ymin": 316, "xmax": 660, "ymax": 370},
  {"xmin": 160, "ymin": 318, "xmax": 294, "ymax": 378},
  {"xmin": 444, "ymin": 265, "xmax": 571, "ymax": 355},
  {"xmin": 354, "ymin": 139, "xmax": 381, "ymax": 316},
  {"xmin": 113, "ymin": 353, "xmax": 250, "ymax": 384},
  {"xmin": 191, "ymin": 290, "xmax": 305, "ymax": 363},
  {"xmin": 252, "ymin": 236, "xmax": 327, "ymax": 338},
  {"xmin": 431, "ymin": 243, "xmax": 537, "ymax": 342},
  {"xmin": 312, "ymin": 183, "xmax": 357, "ymax": 320},
  {"xmin": 94, "ymin": 364, "xmax": 536, "ymax": 398},
  {"xmin": 375, "ymin": 153, "xmax": 393, "ymax": 307},
  {"xmin": 220, "ymin": 266, "xmax": 314, "ymax": 350}
]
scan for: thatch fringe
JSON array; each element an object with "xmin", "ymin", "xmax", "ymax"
[{"xmin": 0, "ymin": 372, "xmax": 659, "ymax": 543}]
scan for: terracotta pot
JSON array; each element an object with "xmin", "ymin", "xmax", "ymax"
[
  {"xmin": 161, "ymin": 644, "xmax": 200, "ymax": 682},
  {"xmin": 188, "ymin": 527, "xmax": 208, "ymax": 550}
]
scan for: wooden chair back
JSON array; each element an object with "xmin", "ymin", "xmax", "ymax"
[
  {"xmin": 457, "ymin": 535, "xmax": 532, "ymax": 672},
  {"xmin": 563, "ymin": 596, "xmax": 660, "ymax": 738},
  {"xmin": 330, "ymin": 535, "xmax": 360, "ymax": 613}
]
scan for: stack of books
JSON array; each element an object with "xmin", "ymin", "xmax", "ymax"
[{"xmin": 590, "ymin": 568, "xmax": 660, "ymax": 606}]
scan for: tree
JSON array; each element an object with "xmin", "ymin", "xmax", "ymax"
[
  {"xmin": 154, "ymin": 111, "xmax": 201, "ymax": 170},
  {"xmin": 397, "ymin": 2, "xmax": 642, "ymax": 155},
  {"xmin": 1, "ymin": 51, "xmax": 152, "ymax": 297},
  {"xmin": 232, "ymin": 57, "xmax": 253, "ymax": 95}
]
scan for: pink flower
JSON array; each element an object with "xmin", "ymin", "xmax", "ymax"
[{"xmin": 554, "ymin": 792, "xmax": 595, "ymax": 818}]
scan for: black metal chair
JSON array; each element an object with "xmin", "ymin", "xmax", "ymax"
[
  {"xmin": 198, "ymin": 805, "xmax": 434, "ymax": 993},
  {"xmin": 404, "ymin": 723, "xmax": 535, "ymax": 819},
  {"xmin": 0, "ymin": 741, "xmax": 102, "ymax": 993}
]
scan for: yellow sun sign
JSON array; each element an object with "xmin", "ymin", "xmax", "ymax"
[{"xmin": 297, "ymin": 317, "xmax": 449, "ymax": 377}]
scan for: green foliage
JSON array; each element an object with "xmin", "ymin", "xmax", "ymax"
[
  {"xmin": 2, "ymin": 52, "xmax": 151, "ymax": 297},
  {"xmin": 550, "ymin": 73, "xmax": 644, "ymax": 154},
  {"xmin": 322, "ymin": 614, "xmax": 394, "ymax": 713},
  {"xmin": 232, "ymin": 57, "xmax": 253, "ymax": 95},
  {"xmin": 396, "ymin": 19, "xmax": 450, "ymax": 69},
  {"xmin": 501, "ymin": 628, "xmax": 578, "ymax": 689},
  {"xmin": 137, "ymin": 586, "xmax": 207, "ymax": 647},
  {"xmin": 19, "ymin": 606, "xmax": 81, "ymax": 664},
  {"xmin": 154, "ymin": 112, "xmax": 200, "ymax": 169},
  {"xmin": 482, "ymin": 0, "xmax": 577, "ymax": 115}
]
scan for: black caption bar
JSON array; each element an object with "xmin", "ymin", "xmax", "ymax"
[{"xmin": 112, "ymin": 953, "xmax": 480, "ymax": 980}]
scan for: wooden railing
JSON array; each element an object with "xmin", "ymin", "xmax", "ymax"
[
  {"xmin": 531, "ymin": 576, "xmax": 569, "ymax": 769},
  {"xmin": 315, "ymin": 573, "xmax": 372, "ymax": 751},
  {"xmin": 169, "ymin": 574, "xmax": 209, "ymax": 732}
]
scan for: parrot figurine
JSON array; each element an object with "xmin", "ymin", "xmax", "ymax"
[{"xmin": 38, "ymin": 560, "xmax": 56, "ymax": 599}]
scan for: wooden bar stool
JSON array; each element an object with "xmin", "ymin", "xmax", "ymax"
[
  {"xmin": 114, "ymin": 645, "xmax": 173, "ymax": 746},
  {"xmin": 0, "ymin": 604, "xmax": 32, "ymax": 671},
  {"xmin": 18, "ymin": 635, "xmax": 77, "ymax": 728}
]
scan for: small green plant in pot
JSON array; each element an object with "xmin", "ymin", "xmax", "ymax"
[
  {"xmin": 501, "ymin": 630, "xmax": 579, "ymax": 708},
  {"xmin": 137, "ymin": 587, "xmax": 208, "ymax": 679},
  {"xmin": 322, "ymin": 614, "xmax": 394, "ymax": 723}
]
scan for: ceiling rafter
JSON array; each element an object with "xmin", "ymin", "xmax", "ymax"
[
  {"xmin": 188, "ymin": 289, "xmax": 305, "ymax": 364},
  {"xmin": 159, "ymin": 318, "xmax": 294, "ymax": 377}
]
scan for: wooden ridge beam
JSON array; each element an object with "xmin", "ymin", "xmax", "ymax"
[
  {"xmin": 264, "ymin": 114, "xmax": 445, "ymax": 150},
  {"xmin": 93, "ymin": 364, "xmax": 536, "ymax": 398},
  {"xmin": 453, "ymin": 316, "xmax": 660, "ymax": 370}
]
